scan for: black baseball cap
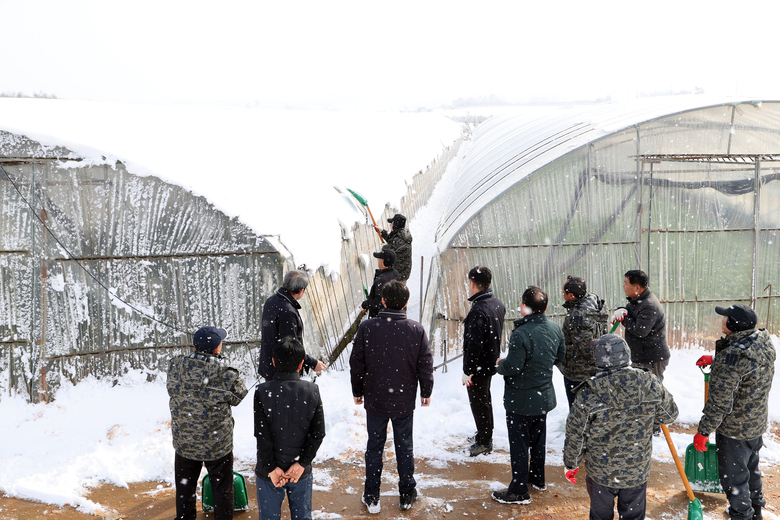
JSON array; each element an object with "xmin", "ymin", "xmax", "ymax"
[
  {"xmin": 373, "ymin": 248, "xmax": 396, "ymax": 267},
  {"xmin": 715, "ymin": 304, "xmax": 757, "ymax": 332},
  {"xmin": 193, "ymin": 326, "xmax": 227, "ymax": 352},
  {"xmin": 387, "ymin": 213, "xmax": 406, "ymax": 228}
]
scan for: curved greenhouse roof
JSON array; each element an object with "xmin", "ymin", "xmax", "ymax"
[
  {"xmin": 428, "ymin": 96, "xmax": 780, "ymax": 351},
  {"xmin": 436, "ymin": 96, "xmax": 775, "ymax": 250}
]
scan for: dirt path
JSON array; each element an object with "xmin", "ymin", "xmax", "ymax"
[{"xmin": 1, "ymin": 439, "xmax": 779, "ymax": 520}]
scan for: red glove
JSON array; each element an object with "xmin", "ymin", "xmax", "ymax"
[
  {"xmin": 565, "ymin": 467, "xmax": 578, "ymax": 484},
  {"xmin": 696, "ymin": 355, "xmax": 713, "ymax": 367},
  {"xmin": 693, "ymin": 433, "xmax": 709, "ymax": 452}
]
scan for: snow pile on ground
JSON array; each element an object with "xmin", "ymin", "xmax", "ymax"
[
  {"xmin": 0, "ymin": 340, "xmax": 778, "ymax": 515},
  {"xmin": 0, "ymin": 98, "xmax": 463, "ymax": 273}
]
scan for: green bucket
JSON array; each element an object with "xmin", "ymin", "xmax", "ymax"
[{"xmin": 202, "ymin": 471, "xmax": 249, "ymax": 512}]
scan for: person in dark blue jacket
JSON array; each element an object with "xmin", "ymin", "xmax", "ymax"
[
  {"xmin": 351, "ymin": 280, "xmax": 434, "ymax": 514},
  {"xmin": 258, "ymin": 270, "xmax": 326, "ymax": 380},
  {"xmin": 461, "ymin": 266, "xmax": 506, "ymax": 457}
]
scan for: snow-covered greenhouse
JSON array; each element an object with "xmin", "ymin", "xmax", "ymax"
[
  {"xmin": 426, "ymin": 98, "xmax": 780, "ymax": 355},
  {"xmin": 0, "ymin": 130, "xmax": 298, "ymax": 400},
  {"xmin": 0, "ymin": 102, "xmax": 462, "ymax": 401}
]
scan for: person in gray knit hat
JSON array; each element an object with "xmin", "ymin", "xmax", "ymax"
[{"xmin": 563, "ymin": 334, "xmax": 678, "ymax": 520}]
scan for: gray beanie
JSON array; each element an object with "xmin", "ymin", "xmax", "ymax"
[{"xmin": 592, "ymin": 334, "xmax": 631, "ymax": 369}]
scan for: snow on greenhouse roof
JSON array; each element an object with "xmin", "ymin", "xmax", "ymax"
[
  {"xmin": 0, "ymin": 98, "xmax": 463, "ymax": 273},
  {"xmin": 435, "ymin": 96, "xmax": 770, "ymax": 250}
]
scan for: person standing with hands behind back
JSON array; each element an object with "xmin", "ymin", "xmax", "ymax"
[
  {"xmin": 254, "ymin": 338, "xmax": 326, "ymax": 520},
  {"xmin": 461, "ymin": 266, "xmax": 506, "ymax": 457},
  {"xmin": 693, "ymin": 304, "xmax": 775, "ymax": 520}
]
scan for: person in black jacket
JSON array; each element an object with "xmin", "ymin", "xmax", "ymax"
[
  {"xmin": 361, "ymin": 249, "xmax": 400, "ymax": 318},
  {"xmin": 259, "ymin": 270, "xmax": 326, "ymax": 380},
  {"xmin": 461, "ymin": 266, "xmax": 506, "ymax": 457},
  {"xmin": 254, "ymin": 338, "xmax": 326, "ymax": 520},
  {"xmin": 351, "ymin": 280, "xmax": 434, "ymax": 514},
  {"xmin": 612, "ymin": 269, "xmax": 670, "ymax": 381}
]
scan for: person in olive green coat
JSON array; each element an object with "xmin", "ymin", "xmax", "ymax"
[{"xmin": 492, "ymin": 286, "xmax": 565, "ymax": 505}]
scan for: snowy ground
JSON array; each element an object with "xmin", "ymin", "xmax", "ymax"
[{"xmin": 0, "ymin": 344, "xmax": 778, "ymax": 516}]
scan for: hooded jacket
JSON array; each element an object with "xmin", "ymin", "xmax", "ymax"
[
  {"xmin": 381, "ymin": 227, "xmax": 413, "ymax": 280},
  {"xmin": 561, "ymin": 293, "xmax": 609, "ymax": 381},
  {"xmin": 697, "ymin": 328, "xmax": 775, "ymax": 440},
  {"xmin": 167, "ymin": 351, "xmax": 248, "ymax": 460},
  {"xmin": 564, "ymin": 366, "xmax": 678, "ymax": 488},
  {"xmin": 497, "ymin": 313, "xmax": 565, "ymax": 416},
  {"xmin": 462, "ymin": 289, "xmax": 506, "ymax": 377},
  {"xmin": 350, "ymin": 308, "xmax": 434, "ymax": 418}
]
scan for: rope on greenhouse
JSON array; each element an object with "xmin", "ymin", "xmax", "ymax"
[{"xmin": 0, "ymin": 164, "xmax": 194, "ymax": 337}]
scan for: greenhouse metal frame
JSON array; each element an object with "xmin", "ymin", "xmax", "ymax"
[{"xmin": 428, "ymin": 99, "xmax": 780, "ymax": 356}]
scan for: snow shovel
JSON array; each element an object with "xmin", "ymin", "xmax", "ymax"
[
  {"xmin": 202, "ymin": 471, "xmax": 249, "ymax": 512},
  {"xmin": 347, "ymin": 188, "xmax": 385, "ymax": 243},
  {"xmin": 684, "ymin": 366, "xmax": 723, "ymax": 493},
  {"xmin": 661, "ymin": 424, "xmax": 704, "ymax": 520}
]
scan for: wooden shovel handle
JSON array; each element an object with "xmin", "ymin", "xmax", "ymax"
[
  {"xmin": 365, "ymin": 206, "xmax": 385, "ymax": 243},
  {"xmin": 661, "ymin": 424, "xmax": 697, "ymax": 502}
]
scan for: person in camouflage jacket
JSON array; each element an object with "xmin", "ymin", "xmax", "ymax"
[
  {"xmin": 379, "ymin": 213, "xmax": 413, "ymax": 281},
  {"xmin": 560, "ymin": 275, "xmax": 609, "ymax": 407},
  {"xmin": 168, "ymin": 326, "xmax": 249, "ymax": 520},
  {"xmin": 694, "ymin": 304, "xmax": 775, "ymax": 520},
  {"xmin": 564, "ymin": 334, "xmax": 678, "ymax": 520}
]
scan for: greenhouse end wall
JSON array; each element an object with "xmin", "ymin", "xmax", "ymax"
[
  {"xmin": 0, "ymin": 132, "xmax": 289, "ymax": 400},
  {"xmin": 432, "ymin": 101, "xmax": 780, "ymax": 356}
]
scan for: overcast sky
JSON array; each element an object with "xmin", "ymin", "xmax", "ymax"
[{"xmin": 3, "ymin": 0, "xmax": 779, "ymax": 110}]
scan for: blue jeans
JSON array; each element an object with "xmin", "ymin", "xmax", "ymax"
[
  {"xmin": 256, "ymin": 473, "xmax": 313, "ymax": 520},
  {"xmin": 365, "ymin": 411, "xmax": 416, "ymax": 496},
  {"xmin": 506, "ymin": 412, "xmax": 547, "ymax": 495}
]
